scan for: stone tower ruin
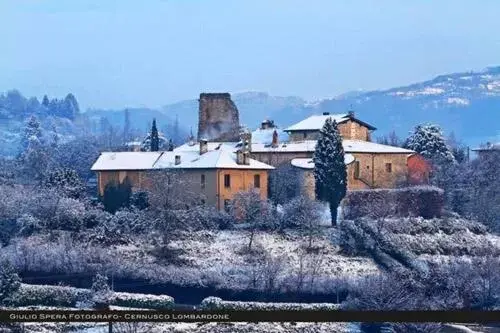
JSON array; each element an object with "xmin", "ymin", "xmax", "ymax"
[{"xmin": 198, "ymin": 93, "xmax": 240, "ymax": 142}]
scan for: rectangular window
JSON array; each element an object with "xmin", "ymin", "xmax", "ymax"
[
  {"xmin": 201, "ymin": 174, "xmax": 206, "ymax": 189},
  {"xmin": 303, "ymin": 132, "xmax": 308, "ymax": 139},
  {"xmin": 385, "ymin": 163, "xmax": 392, "ymax": 173},
  {"xmin": 354, "ymin": 161, "xmax": 360, "ymax": 179},
  {"xmin": 254, "ymin": 174, "xmax": 261, "ymax": 188},
  {"xmin": 224, "ymin": 174, "xmax": 231, "ymax": 188},
  {"xmin": 224, "ymin": 199, "xmax": 231, "ymax": 212}
]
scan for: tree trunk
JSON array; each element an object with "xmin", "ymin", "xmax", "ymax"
[
  {"xmin": 248, "ymin": 228, "xmax": 255, "ymax": 250},
  {"xmin": 330, "ymin": 201, "xmax": 337, "ymax": 226}
]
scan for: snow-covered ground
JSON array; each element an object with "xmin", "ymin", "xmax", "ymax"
[{"xmin": 170, "ymin": 229, "xmax": 379, "ymax": 281}]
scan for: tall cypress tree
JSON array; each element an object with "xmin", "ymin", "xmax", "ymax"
[
  {"xmin": 150, "ymin": 119, "xmax": 160, "ymax": 152},
  {"xmin": 313, "ymin": 118, "xmax": 347, "ymax": 226}
]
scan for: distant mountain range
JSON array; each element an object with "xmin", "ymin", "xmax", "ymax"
[
  {"xmin": 2, "ymin": 66, "xmax": 499, "ymax": 157},
  {"xmin": 158, "ymin": 66, "xmax": 500, "ymax": 147}
]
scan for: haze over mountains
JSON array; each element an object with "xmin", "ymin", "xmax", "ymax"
[
  {"xmin": 160, "ymin": 66, "xmax": 500, "ymax": 147},
  {"xmin": 1, "ymin": 66, "xmax": 499, "ymax": 157}
]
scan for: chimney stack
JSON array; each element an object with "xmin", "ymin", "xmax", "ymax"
[
  {"xmin": 271, "ymin": 130, "xmax": 279, "ymax": 148},
  {"xmin": 200, "ymin": 139, "xmax": 208, "ymax": 155},
  {"xmin": 240, "ymin": 130, "xmax": 252, "ymax": 153},
  {"xmin": 236, "ymin": 150, "xmax": 244, "ymax": 165},
  {"xmin": 261, "ymin": 119, "xmax": 275, "ymax": 130},
  {"xmin": 175, "ymin": 155, "xmax": 181, "ymax": 165},
  {"xmin": 243, "ymin": 151, "xmax": 250, "ymax": 165}
]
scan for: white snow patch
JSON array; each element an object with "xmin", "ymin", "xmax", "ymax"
[{"xmin": 174, "ymin": 230, "xmax": 379, "ymax": 281}]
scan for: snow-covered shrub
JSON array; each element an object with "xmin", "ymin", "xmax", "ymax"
[
  {"xmin": 280, "ymin": 195, "xmax": 322, "ymax": 229},
  {"xmin": 174, "ymin": 206, "xmax": 219, "ymax": 231},
  {"xmin": 42, "ymin": 168, "xmax": 85, "ymax": 199},
  {"xmin": 111, "ymin": 209, "xmax": 149, "ymax": 235},
  {"xmin": 86, "ymin": 221, "xmax": 131, "ymax": 246},
  {"xmin": 130, "ymin": 191, "xmax": 149, "ymax": 210},
  {"xmin": 16, "ymin": 213, "xmax": 42, "ymax": 237},
  {"xmin": 0, "ymin": 260, "xmax": 21, "ymax": 305},
  {"xmin": 200, "ymin": 297, "xmax": 340, "ymax": 310},
  {"xmin": 51, "ymin": 197, "xmax": 86, "ymax": 231},
  {"xmin": 91, "ymin": 274, "xmax": 112, "ymax": 307},
  {"xmin": 110, "ymin": 292, "xmax": 174, "ymax": 310},
  {"xmin": 11, "ymin": 283, "xmax": 176, "ymax": 310},
  {"xmin": 11, "ymin": 284, "xmax": 91, "ymax": 307},
  {"xmin": 82, "ymin": 207, "xmax": 112, "ymax": 229},
  {"xmin": 344, "ymin": 186, "xmax": 444, "ymax": 219}
]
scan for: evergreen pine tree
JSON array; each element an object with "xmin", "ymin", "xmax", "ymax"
[
  {"xmin": 42, "ymin": 94, "xmax": 50, "ymax": 108},
  {"xmin": 63, "ymin": 93, "xmax": 80, "ymax": 119},
  {"xmin": 150, "ymin": 119, "xmax": 160, "ymax": 152},
  {"xmin": 21, "ymin": 115, "xmax": 43, "ymax": 151},
  {"xmin": 404, "ymin": 124, "xmax": 456, "ymax": 164},
  {"xmin": 313, "ymin": 118, "xmax": 347, "ymax": 226},
  {"xmin": 167, "ymin": 139, "xmax": 174, "ymax": 151}
]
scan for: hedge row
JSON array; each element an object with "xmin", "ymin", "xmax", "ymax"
[
  {"xmin": 11, "ymin": 284, "xmax": 174, "ymax": 309},
  {"xmin": 343, "ymin": 186, "xmax": 444, "ymax": 219},
  {"xmin": 111, "ymin": 292, "xmax": 174, "ymax": 310},
  {"xmin": 10, "ymin": 284, "xmax": 91, "ymax": 307},
  {"xmin": 200, "ymin": 297, "xmax": 340, "ymax": 311}
]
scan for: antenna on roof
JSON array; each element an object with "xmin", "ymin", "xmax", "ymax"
[{"xmin": 348, "ymin": 104, "xmax": 355, "ymax": 118}]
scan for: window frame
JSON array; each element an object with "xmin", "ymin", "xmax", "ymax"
[
  {"xmin": 201, "ymin": 174, "xmax": 206, "ymax": 189},
  {"xmin": 385, "ymin": 163, "xmax": 392, "ymax": 173},
  {"xmin": 254, "ymin": 174, "xmax": 261, "ymax": 188},
  {"xmin": 224, "ymin": 174, "xmax": 231, "ymax": 188}
]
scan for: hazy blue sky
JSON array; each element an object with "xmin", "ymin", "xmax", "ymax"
[{"xmin": 1, "ymin": 0, "xmax": 500, "ymax": 109}]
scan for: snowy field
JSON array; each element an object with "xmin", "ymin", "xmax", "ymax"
[{"xmin": 169, "ymin": 229, "xmax": 379, "ymax": 281}]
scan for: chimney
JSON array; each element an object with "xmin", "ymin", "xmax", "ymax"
[
  {"xmin": 240, "ymin": 130, "xmax": 252, "ymax": 152},
  {"xmin": 200, "ymin": 139, "xmax": 208, "ymax": 155},
  {"xmin": 322, "ymin": 112, "xmax": 330, "ymax": 115},
  {"xmin": 243, "ymin": 151, "xmax": 250, "ymax": 165},
  {"xmin": 236, "ymin": 150, "xmax": 244, "ymax": 165},
  {"xmin": 175, "ymin": 155, "xmax": 181, "ymax": 165},
  {"xmin": 271, "ymin": 130, "xmax": 279, "ymax": 148},
  {"xmin": 348, "ymin": 110, "xmax": 355, "ymax": 118},
  {"xmin": 261, "ymin": 119, "xmax": 275, "ymax": 130}
]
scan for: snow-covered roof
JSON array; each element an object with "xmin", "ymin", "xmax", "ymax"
[
  {"xmin": 291, "ymin": 154, "xmax": 355, "ymax": 170},
  {"xmin": 251, "ymin": 141, "xmax": 318, "ymax": 153},
  {"xmin": 251, "ymin": 140, "xmax": 414, "ymax": 154},
  {"xmin": 174, "ymin": 141, "xmax": 239, "ymax": 152},
  {"xmin": 343, "ymin": 140, "xmax": 414, "ymax": 153},
  {"xmin": 91, "ymin": 150, "xmax": 274, "ymax": 171},
  {"xmin": 155, "ymin": 150, "xmax": 274, "ymax": 170},
  {"xmin": 284, "ymin": 113, "xmax": 377, "ymax": 132},
  {"xmin": 251, "ymin": 128, "xmax": 289, "ymax": 144},
  {"xmin": 472, "ymin": 142, "xmax": 500, "ymax": 151},
  {"xmin": 285, "ymin": 114, "xmax": 350, "ymax": 131},
  {"xmin": 91, "ymin": 152, "xmax": 163, "ymax": 171}
]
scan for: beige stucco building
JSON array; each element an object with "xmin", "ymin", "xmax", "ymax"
[
  {"xmin": 91, "ymin": 140, "xmax": 273, "ymax": 211},
  {"xmin": 249, "ymin": 112, "xmax": 427, "ymax": 195}
]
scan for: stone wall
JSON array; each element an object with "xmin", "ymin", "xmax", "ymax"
[
  {"xmin": 296, "ymin": 152, "xmax": 410, "ymax": 199},
  {"xmin": 198, "ymin": 93, "xmax": 240, "ymax": 142}
]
